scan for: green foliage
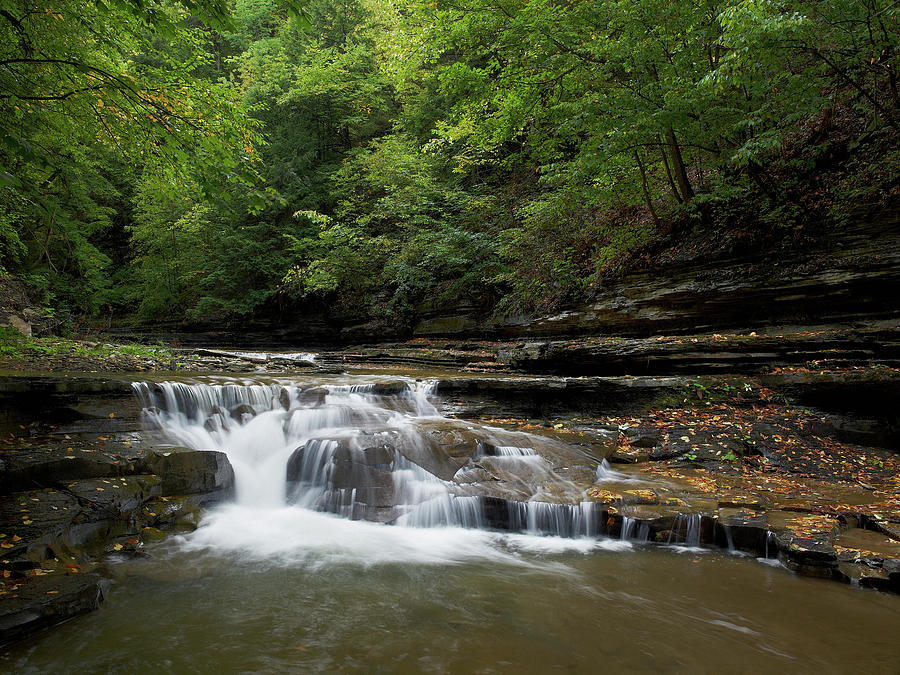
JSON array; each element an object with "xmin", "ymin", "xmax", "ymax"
[
  {"xmin": 0, "ymin": 325, "xmax": 173, "ymax": 359},
  {"xmin": 1, "ymin": 0, "xmax": 896, "ymax": 328}
]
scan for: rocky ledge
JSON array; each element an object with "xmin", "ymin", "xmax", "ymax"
[
  {"xmin": 0, "ymin": 380, "xmax": 234, "ymax": 647},
  {"xmin": 436, "ymin": 368, "xmax": 900, "ymax": 592}
]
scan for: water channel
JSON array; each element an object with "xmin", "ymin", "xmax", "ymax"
[{"xmin": 3, "ymin": 375, "xmax": 899, "ymax": 672}]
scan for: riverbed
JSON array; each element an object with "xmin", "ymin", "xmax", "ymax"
[{"xmin": 0, "ymin": 370, "xmax": 898, "ymax": 671}]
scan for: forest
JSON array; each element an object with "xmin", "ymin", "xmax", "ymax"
[{"xmin": 1, "ymin": 0, "xmax": 898, "ymax": 333}]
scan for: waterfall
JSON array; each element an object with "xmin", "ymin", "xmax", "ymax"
[
  {"xmin": 133, "ymin": 378, "xmax": 596, "ymax": 538},
  {"xmin": 667, "ymin": 514, "xmax": 703, "ymax": 546},
  {"xmin": 620, "ymin": 517, "xmax": 650, "ymax": 542}
]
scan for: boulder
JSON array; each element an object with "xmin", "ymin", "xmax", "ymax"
[
  {"xmin": 278, "ymin": 387, "xmax": 291, "ymax": 411},
  {"xmin": 297, "ymin": 387, "xmax": 327, "ymax": 407},
  {"xmin": 144, "ymin": 449, "xmax": 234, "ymax": 500},
  {"xmin": 229, "ymin": 404, "xmax": 256, "ymax": 423}
]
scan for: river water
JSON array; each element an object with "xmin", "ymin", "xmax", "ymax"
[{"xmin": 3, "ymin": 375, "xmax": 899, "ymax": 672}]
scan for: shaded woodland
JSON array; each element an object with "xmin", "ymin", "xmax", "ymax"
[{"xmin": 1, "ymin": 0, "xmax": 898, "ymax": 331}]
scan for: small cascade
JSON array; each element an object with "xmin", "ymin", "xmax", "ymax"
[
  {"xmin": 668, "ymin": 514, "xmax": 703, "ymax": 546},
  {"xmin": 491, "ymin": 446, "xmax": 538, "ymax": 457},
  {"xmin": 133, "ymin": 377, "xmax": 602, "ymax": 539},
  {"xmin": 620, "ymin": 517, "xmax": 650, "ymax": 542},
  {"xmin": 723, "ymin": 524, "xmax": 735, "ymax": 552},
  {"xmin": 396, "ymin": 495, "xmax": 483, "ymax": 529},
  {"xmin": 594, "ymin": 458, "xmax": 634, "ymax": 483},
  {"xmin": 506, "ymin": 501, "xmax": 602, "ymax": 538}
]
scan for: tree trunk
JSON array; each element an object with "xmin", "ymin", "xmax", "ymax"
[
  {"xmin": 633, "ymin": 149, "xmax": 659, "ymax": 225},
  {"xmin": 665, "ymin": 128, "xmax": 694, "ymax": 202},
  {"xmin": 659, "ymin": 141, "xmax": 683, "ymax": 203}
]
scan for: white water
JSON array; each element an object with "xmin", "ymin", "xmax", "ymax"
[{"xmin": 133, "ymin": 378, "xmax": 616, "ymax": 565}]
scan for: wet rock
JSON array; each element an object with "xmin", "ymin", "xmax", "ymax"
[
  {"xmin": 140, "ymin": 526, "xmax": 167, "ymax": 543},
  {"xmin": 297, "ymin": 387, "xmax": 327, "ymax": 407},
  {"xmin": 140, "ymin": 496, "xmax": 204, "ymax": 531},
  {"xmin": 0, "ymin": 451, "xmax": 120, "ymax": 494},
  {"xmin": 718, "ymin": 493, "xmax": 769, "ymax": 510},
  {"xmin": 649, "ymin": 445, "xmax": 682, "ymax": 462},
  {"xmin": 775, "ymin": 530, "xmax": 839, "ymax": 578},
  {"xmin": 330, "ymin": 464, "xmax": 394, "ymax": 508},
  {"xmin": 65, "ymin": 476, "xmax": 161, "ymax": 522},
  {"xmin": 609, "ymin": 449, "xmax": 650, "ymax": 464},
  {"xmin": 452, "ymin": 463, "xmax": 496, "ymax": 484},
  {"xmin": 366, "ymin": 382, "xmax": 410, "ymax": 397},
  {"xmin": 284, "ymin": 444, "xmax": 315, "ymax": 483},
  {"xmin": 667, "ymin": 429, "xmax": 744, "ymax": 464},
  {"xmin": 0, "ymin": 489, "xmax": 82, "ymax": 554},
  {"xmin": 229, "ymin": 404, "xmax": 256, "ymax": 422},
  {"xmin": 0, "ymin": 573, "xmax": 105, "ymax": 647},
  {"xmin": 872, "ymin": 521, "xmax": 900, "ymax": 543},
  {"xmin": 278, "ymin": 387, "xmax": 291, "ymax": 411},
  {"xmin": 144, "ymin": 449, "xmax": 234, "ymax": 501},
  {"xmin": 622, "ymin": 489, "xmax": 659, "ymax": 506},
  {"xmin": 808, "ymin": 415, "xmax": 900, "ymax": 452},
  {"xmin": 716, "ymin": 508, "xmax": 770, "ymax": 555},
  {"xmin": 393, "ymin": 420, "xmax": 481, "ymax": 480},
  {"xmin": 286, "ymin": 440, "xmax": 396, "ymax": 509},
  {"xmin": 883, "ymin": 558, "xmax": 900, "ymax": 591},
  {"xmin": 838, "ymin": 563, "xmax": 894, "ymax": 591},
  {"xmin": 622, "ymin": 427, "xmax": 660, "ymax": 448},
  {"xmin": 360, "ymin": 442, "xmax": 394, "ymax": 467},
  {"xmin": 435, "ymin": 375, "xmax": 690, "ymax": 418},
  {"xmin": 203, "ymin": 413, "xmax": 229, "ymax": 433}
]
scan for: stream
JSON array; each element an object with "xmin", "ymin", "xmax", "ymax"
[{"xmin": 3, "ymin": 375, "xmax": 899, "ymax": 672}]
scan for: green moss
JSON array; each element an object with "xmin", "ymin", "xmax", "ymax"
[{"xmin": 0, "ymin": 327, "xmax": 173, "ymax": 361}]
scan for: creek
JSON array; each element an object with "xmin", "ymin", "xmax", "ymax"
[{"xmin": 3, "ymin": 374, "xmax": 899, "ymax": 672}]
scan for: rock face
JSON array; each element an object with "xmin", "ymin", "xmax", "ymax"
[
  {"xmin": 143, "ymin": 449, "xmax": 235, "ymax": 503},
  {"xmin": 98, "ymin": 213, "xmax": 900, "ymax": 347},
  {"xmin": 0, "ymin": 381, "xmax": 236, "ymax": 646}
]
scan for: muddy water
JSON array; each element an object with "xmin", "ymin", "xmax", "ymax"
[{"xmin": 3, "ymin": 538, "xmax": 899, "ymax": 673}]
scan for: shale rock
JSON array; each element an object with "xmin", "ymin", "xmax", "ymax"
[
  {"xmin": 0, "ymin": 573, "xmax": 106, "ymax": 647},
  {"xmin": 143, "ymin": 449, "xmax": 234, "ymax": 501}
]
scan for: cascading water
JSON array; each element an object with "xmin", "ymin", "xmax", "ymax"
[{"xmin": 132, "ymin": 377, "xmax": 609, "ymax": 547}]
